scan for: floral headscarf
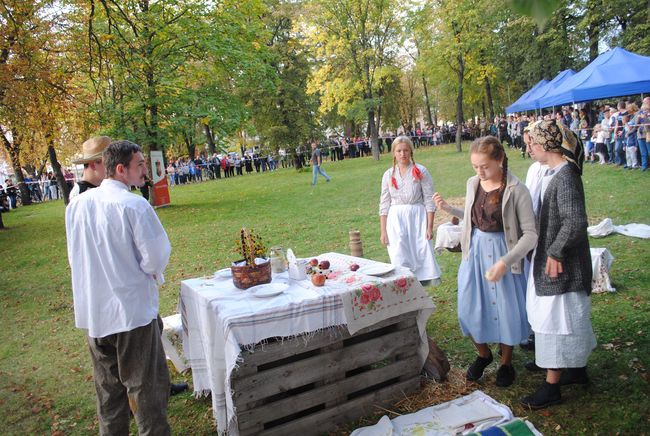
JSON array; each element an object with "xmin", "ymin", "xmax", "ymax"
[{"xmin": 529, "ymin": 119, "xmax": 584, "ymax": 175}]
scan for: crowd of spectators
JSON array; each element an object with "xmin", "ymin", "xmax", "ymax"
[{"xmin": 495, "ymin": 97, "xmax": 649, "ymax": 170}]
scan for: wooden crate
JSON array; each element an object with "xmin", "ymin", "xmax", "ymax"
[{"xmin": 231, "ymin": 312, "xmax": 423, "ymax": 435}]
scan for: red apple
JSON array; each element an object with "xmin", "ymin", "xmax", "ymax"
[
  {"xmin": 318, "ymin": 260, "xmax": 330, "ymax": 270},
  {"xmin": 309, "ymin": 258, "xmax": 319, "ymax": 266},
  {"xmin": 350, "ymin": 263, "xmax": 360, "ymax": 271},
  {"xmin": 311, "ymin": 273, "xmax": 326, "ymax": 287}
]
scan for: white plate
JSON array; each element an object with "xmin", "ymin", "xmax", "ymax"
[
  {"xmin": 249, "ymin": 282, "xmax": 289, "ymax": 298},
  {"xmin": 357, "ymin": 264, "xmax": 395, "ymax": 276},
  {"xmin": 214, "ymin": 268, "xmax": 232, "ymax": 279}
]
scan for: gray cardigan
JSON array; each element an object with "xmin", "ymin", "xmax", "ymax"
[
  {"xmin": 450, "ymin": 172, "xmax": 537, "ymax": 274},
  {"xmin": 533, "ymin": 165, "xmax": 592, "ymax": 296}
]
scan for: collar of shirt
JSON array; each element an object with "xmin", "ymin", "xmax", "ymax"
[{"xmin": 101, "ymin": 178, "xmax": 130, "ymax": 191}]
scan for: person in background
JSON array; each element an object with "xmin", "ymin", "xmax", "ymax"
[
  {"xmin": 625, "ymin": 103, "xmax": 640, "ymax": 169},
  {"xmin": 639, "ymin": 99, "xmax": 650, "ymax": 171},
  {"xmin": 66, "ymin": 140, "xmax": 172, "ymax": 434},
  {"xmin": 520, "ymin": 120, "xmax": 596, "ymax": 410},
  {"xmin": 310, "ymin": 142, "xmax": 331, "ymax": 185},
  {"xmin": 612, "ymin": 100, "xmax": 628, "ymax": 166},
  {"xmin": 4, "ymin": 178, "xmax": 17, "ymax": 209},
  {"xmin": 433, "ymin": 136, "xmax": 537, "ymax": 387},
  {"xmin": 379, "ymin": 136, "xmax": 441, "ymax": 286},
  {"xmin": 70, "ymin": 136, "xmax": 111, "ymax": 200}
]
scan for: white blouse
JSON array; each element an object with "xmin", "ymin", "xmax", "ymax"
[{"xmin": 379, "ymin": 163, "xmax": 436, "ymax": 215}]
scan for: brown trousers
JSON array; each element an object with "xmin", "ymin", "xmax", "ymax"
[{"xmin": 87, "ymin": 317, "xmax": 171, "ymax": 436}]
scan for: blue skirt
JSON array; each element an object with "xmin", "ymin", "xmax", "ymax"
[{"xmin": 457, "ymin": 229, "xmax": 529, "ymax": 346}]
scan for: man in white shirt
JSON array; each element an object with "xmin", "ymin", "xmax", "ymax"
[{"xmin": 66, "ymin": 140, "xmax": 172, "ymax": 435}]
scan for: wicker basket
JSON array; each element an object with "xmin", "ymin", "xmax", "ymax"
[{"xmin": 231, "ymin": 259, "xmax": 272, "ymax": 289}]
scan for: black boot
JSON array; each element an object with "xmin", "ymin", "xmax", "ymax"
[
  {"xmin": 520, "ymin": 381, "xmax": 562, "ymax": 409},
  {"xmin": 524, "ymin": 361, "xmax": 544, "ymax": 372},
  {"xmin": 495, "ymin": 364, "xmax": 516, "ymax": 387},
  {"xmin": 170, "ymin": 382, "xmax": 189, "ymax": 396},
  {"xmin": 466, "ymin": 352, "xmax": 494, "ymax": 381},
  {"xmin": 559, "ymin": 367, "xmax": 589, "ymax": 386}
]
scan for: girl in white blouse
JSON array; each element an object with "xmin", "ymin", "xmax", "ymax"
[{"xmin": 379, "ymin": 136, "xmax": 441, "ymax": 284}]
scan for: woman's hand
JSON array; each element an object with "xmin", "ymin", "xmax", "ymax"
[
  {"xmin": 485, "ymin": 260, "xmax": 507, "ymax": 282},
  {"xmin": 432, "ymin": 192, "xmax": 449, "ymax": 213},
  {"xmin": 426, "ymin": 228, "xmax": 433, "ymax": 241},
  {"xmin": 380, "ymin": 231, "xmax": 389, "ymax": 246},
  {"xmin": 545, "ymin": 257, "xmax": 564, "ymax": 278}
]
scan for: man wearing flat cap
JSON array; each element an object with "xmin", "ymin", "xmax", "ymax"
[{"xmin": 69, "ymin": 136, "xmax": 111, "ymax": 200}]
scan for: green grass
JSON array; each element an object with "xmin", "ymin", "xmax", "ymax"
[{"xmin": 1, "ymin": 143, "xmax": 648, "ymax": 434}]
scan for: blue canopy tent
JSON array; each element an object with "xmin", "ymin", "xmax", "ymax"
[
  {"xmin": 506, "ymin": 79, "xmax": 548, "ymax": 113},
  {"xmin": 537, "ymin": 47, "xmax": 650, "ymax": 108},
  {"xmin": 507, "ymin": 69, "xmax": 577, "ymax": 113},
  {"xmin": 527, "ymin": 69, "xmax": 576, "ymax": 110}
]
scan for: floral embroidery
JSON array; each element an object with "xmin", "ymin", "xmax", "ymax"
[
  {"xmin": 393, "ymin": 276, "xmax": 410, "ymax": 294},
  {"xmin": 353, "ymin": 282, "xmax": 383, "ymax": 311}
]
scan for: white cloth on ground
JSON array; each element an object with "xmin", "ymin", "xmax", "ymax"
[
  {"xmin": 161, "ymin": 314, "xmax": 189, "ymax": 373},
  {"xmin": 434, "ymin": 221, "xmax": 462, "ymax": 254},
  {"xmin": 350, "ymin": 390, "xmax": 542, "ymax": 436},
  {"xmin": 591, "ymin": 248, "xmax": 616, "ymax": 293},
  {"xmin": 65, "ymin": 179, "xmax": 171, "ymax": 338},
  {"xmin": 588, "ymin": 218, "xmax": 650, "ymax": 239}
]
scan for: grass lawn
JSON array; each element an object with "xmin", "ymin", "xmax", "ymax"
[{"xmin": 1, "ymin": 143, "xmax": 648, "ymax": 434}]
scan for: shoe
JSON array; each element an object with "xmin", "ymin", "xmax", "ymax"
[
  {"xmin": 170, "ymin": 382, "xmax": 189, "ymax": 396},
  {"xmin": 495, "ymin": 364, "xmax": 516, "ymax": 387},
  {"xmin": 559, "ymin": 367, "xmax": 589, "ymax": 386},
  {"xmin": 520, "ymin": 341, "xmax": 535, "ymax": 352},
  {"xmin": 520, "ymin": 381, "xmax": 562, "ymax": 409},
  {"xmin": 525, "ymin": 361, "xmax": 544, "ymax": 372},
  {"xmin": 466, "ymin": 352, "xmax": 493, "ymax": 381}
]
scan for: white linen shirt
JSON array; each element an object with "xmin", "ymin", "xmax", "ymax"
[
  {"xmin": 379, "ymin": 163, "xmax": 436, "ymax": 216},
  {"xmin": 65, "ymin": 179, "xmax": 171, "ymax": 338}
]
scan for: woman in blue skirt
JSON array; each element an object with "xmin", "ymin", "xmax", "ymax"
[{"xmin": 433, "ymin": 136, "xmax": 537, "ymax": 387}]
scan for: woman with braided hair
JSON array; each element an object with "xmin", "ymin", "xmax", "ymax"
[
  {"xmin": 433, "ymin": 136, "xmax": 537, "ymax": 387},
  {"xmin": 379, "ymin": 136, "xmax": 441, "ymax": 285}
]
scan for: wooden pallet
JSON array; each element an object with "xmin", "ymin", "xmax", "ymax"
[{"xmin": 231, "ymin": 312, "xmax": 423, "ymax": 435}]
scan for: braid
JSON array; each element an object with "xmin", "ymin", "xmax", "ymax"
[
  {"xmin": 391, "ymin": 156, "xmax": 398, "ymax": 189},
  {"xmin": 492, "ymin": 154, "xmax": 508, "ymax": 204},
  {"xmin": 411, "ymin": 156, "xmax": 423, "ymax": 180}
]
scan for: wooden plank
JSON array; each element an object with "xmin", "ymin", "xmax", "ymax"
[
  {"xmin": 236, "ymin": 312, "xmax": 417, "ymax": 371},
  {"xmin": 258, "ymin": 376, "xmax": 421, "ymax": 436},
  {"xmin": 237, "ymin": 354, "xmax": 422, "ymax": 432},
  {"xmin": 232, "ymin": 324, "xmax": 420, "ymax": 406}
]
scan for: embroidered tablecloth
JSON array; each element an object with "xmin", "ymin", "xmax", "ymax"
[{"xmin": 180, "ymin": 252, "xmax": 435, "ymax": 435}]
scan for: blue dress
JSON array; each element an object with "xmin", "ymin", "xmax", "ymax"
[{"xmin": 457, "ymin": 229, "xmax": 529, "ymax": 346}]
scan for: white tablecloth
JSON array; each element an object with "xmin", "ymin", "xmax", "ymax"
[{"xmin": 180, "ymin": 252, "xmax": 435, "ymax": 435}]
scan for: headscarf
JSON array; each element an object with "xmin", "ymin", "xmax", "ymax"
[{"xmin": 529, "ymin": 119, "xmax": 584, "ymax": 175}]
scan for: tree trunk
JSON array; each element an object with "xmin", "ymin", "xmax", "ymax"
[
  {"xmin": 588, "ymin": 22, "xmax": 599, "ymax": 61},
  {"xmin": 455, "ymin": 52, "xmax": 465, "ymax": 152},
  {"xmin": 48, "ymin": 144, "xmax": 69, "ymax": 205},
  {"xmin": 204, "ymin": 124, "xmax": 216, "ymax": 155},
  {"xmin": 485, "ymin": 77, "xmax": 495, "ymax": 122},
  {"xmin": 184, "ymin": 132, "xmax": 195, "ymax": 159},
  {"xmin": 2, "ymin": 132, "xmax": 32, "ymax": 206},
  {"xmin": 422, "ymin": 75, "xmax": 434, "ymax": 126},
  {"xmin": 368, "ymin": 110, "xmax": 380, "ymax": 160}
]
